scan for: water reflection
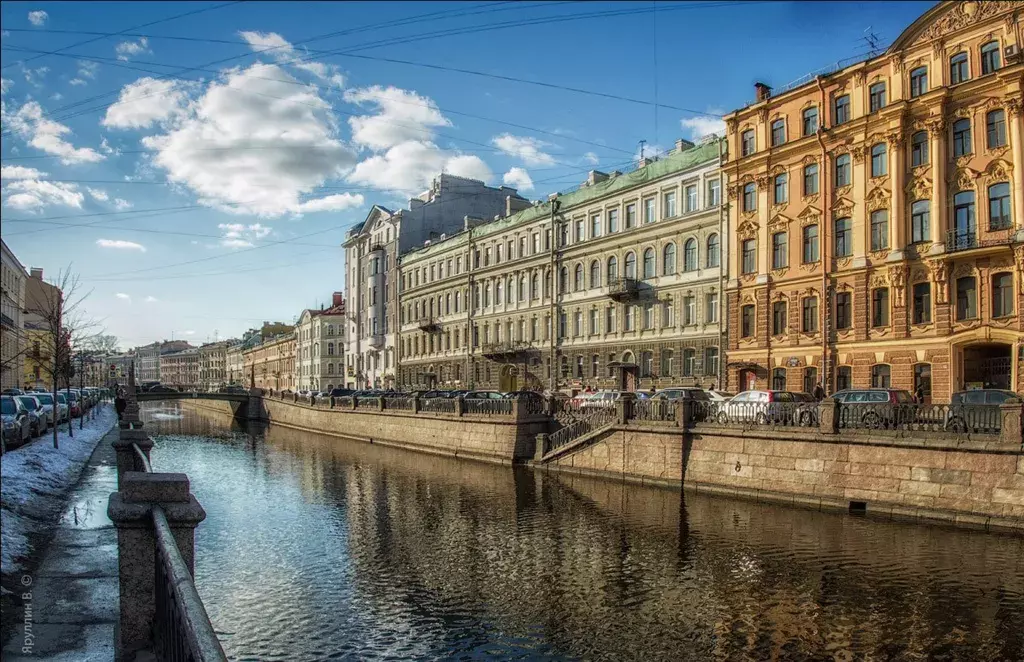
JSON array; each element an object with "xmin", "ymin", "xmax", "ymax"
[{"xmin": 142, "ymin": 404, "xmax": 1024, "ymax": 662}]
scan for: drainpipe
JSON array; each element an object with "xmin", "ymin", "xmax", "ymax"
[
  {"xmin": 815, "ymin": 75, "xmax": 832, "ymax": 394},
  {"xmin": 764, "ymin": 107, "xmax": 774, "ymax": 389},
  {"xmin": 717, "ymin": 138, "xmax": 727, "ymax": 387},
  {"xmin": 467, "ymin": 225, "xmax": 475, "ymax": 389},
  {"xmin": 548, "ymin": 197, "xmax": 561, "ymax": 393}
]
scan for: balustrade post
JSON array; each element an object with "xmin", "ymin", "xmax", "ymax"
[
  {"xmin": 818, "ymin": 397, "xmax": 839, "ymax": 434},
  {"xmin": 412, "ymin": 394, "xmax": 421, "ymax": 414},
  {"xmin": 998, "ymin": 399, "xmax": 1022, "ymax": 447},
  {"xmin": 351, "ymin": 396, "xmax": 359, "ymax": 411},
  {"xmin": 616, "ymin": 398, "xmax": 628, "ymax": 425},
  {"xmin": 675, "ymin": 400, "xmax": 690, "ymax": 428},
  {"xmin": 534, "ymin": 433, "xmax": 549, "ymax": 460},
  {"xmin": 378, "ymin": 396, "xmax": 386, "ymax": 412},
  {"xmin": 107, "ymin": 472, "xmax": 207, "ymax": 662},
  {"xmin": 511, "ymin": 399, "xmax": 522, "ymax": 420},
  {"xmin": 455, "ymin": 396, "xmax": 465, "ymax": 417},
  {"xmin": 111, "ymin": 428, "xmax": 153, "ymax": 488}
]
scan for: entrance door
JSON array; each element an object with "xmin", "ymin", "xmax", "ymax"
[
  {"xmin": 960, "ymin": 343, "xmax": 1011, "ymax": 390},
  {"xmin": 620, "ymin": 367, "xmax": 637, "ymax": 392},
  {"xmin": 740, "ymin": 369, "xmax": 758, "ymax": 392},
  {"xmin": 499, "ymin": 365, "xmax": 518, "ymax": 392}
]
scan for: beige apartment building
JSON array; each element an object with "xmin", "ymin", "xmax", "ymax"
[
  {"xmin": 296, "ymin": 293, "xmax": 346, "ymax": 392},
  {"xmin": 160, "ymin": 348, "xmax": 200, "ymax": 389},
  {"xmin": 243, "ymin": 333, "xmax": 297, "ymax": 391},
  {"xmin": 397, "ymin": 138, "xmax": 726, "ymax": 392},
  {"xmin": 723, "ymin": 0, "xmax": 1023, "ymax": 400}
]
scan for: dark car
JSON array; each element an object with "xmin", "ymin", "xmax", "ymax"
[
  {"xmin": 946, "ymin": 389, "xmax": 1020, "ymax": 432},
  {"xmin": 329, "ymin": 388, "xmax": 356, "ymax": 398},
  {"xmin": 2, "ymin": 395, "xmax": 32, "ymax": 448},
  {"xmin": 148, "ymin": 385, "xmax": 179, "ymax": 393},
  {"xmin": 832, "ymin": 388, "xmax": 915, "ymax": 428},
  {"xmin": 218, "ymin": 385, "xmax": 248, "ymax": 394}
]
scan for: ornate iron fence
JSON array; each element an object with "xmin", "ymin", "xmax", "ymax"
[
  {"xmin": 333, "ymin": 396, "xmax": 353, "ymax": 408},
  {"xmin": 383, "ymin": 396, "xmax": 413, "ymax": 411},
  {"xmin": 630, "ymin": 399, "xmax": 676, "ymax": 422},
  {"xmin": 354, "ymin": 396, "xmax": 380, "ymax": 410},
  {"xmin": 464, "ymin": 398, "xmax": 513, "ymax": 416},
  {"xmin": 421, "ymin": 397, "xmax": 456, "ymax": 414},
  {"xmin": 838, "ymin": 402, "xmax": 1000, "ymax": 433},
  {"xmin": 713, "ymin": 401, "xmax": 810, "ymax": 427}
]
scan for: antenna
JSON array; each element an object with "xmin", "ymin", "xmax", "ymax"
[
  {"xmin": 861, "ymin": 27, "xmax": 883, "ymax": 58},
  {"xmin": 638, "ymin": 139, "xmax": 647, "ymax": 161}
]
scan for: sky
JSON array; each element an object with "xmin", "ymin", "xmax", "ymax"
[{"xmin": 0, "ymin": 0, "xmax": 936, "ymax": 350}]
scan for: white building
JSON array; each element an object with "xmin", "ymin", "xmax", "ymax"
[
  {"xmin": 342, "ymin": 174, "xmax": 530, "ymax": 389},
  {"xmin": 1, "ymin": 240, "xmax": 27, "ymax": 390},
  {"xmin": 295, "ymin": 293, "xmax": 346, "ymax": 392}
]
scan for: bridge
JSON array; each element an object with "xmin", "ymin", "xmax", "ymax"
[{"xmin": 135, "ymin": 391, "xmax": 249, "ymax": 403}]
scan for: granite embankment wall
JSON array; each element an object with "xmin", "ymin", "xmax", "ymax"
[{"xmin": 539, "ymin": 423, "xmax": 1024, "ymax": 530}]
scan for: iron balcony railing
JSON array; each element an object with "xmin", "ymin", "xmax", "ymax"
[
  {"xmin": 480, "ymin": 340, "xmax": 536, "ymax": 359},
  {"xmin": 417, "ymin": 318, "xmax": 440, "ymax": 332},
  {"xmin": 946, "ymin": 229, "xmax": 1016, "ymax": 253},
  {"xmin": 607, "ymin": 277, "xmax": 640, "ymax": 301}
]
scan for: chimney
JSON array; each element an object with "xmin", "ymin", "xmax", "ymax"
[
  {"xmin": 675, "ymin": 138, "xmax": 695, "ymax": 152},
  {"xmin": 755, "ymin": 81, "xmax": 772, "ymax": 101},
  {"xmin": 332, "ymin": 292, "xmax": 343, "ymax": 307},
  {"xmin": 586, "ymin": 170, "xmax": 609, "ymax": 186},
  {"xmin": 30, "ymin": 268, "xmax": 43, "ymax": 280}
]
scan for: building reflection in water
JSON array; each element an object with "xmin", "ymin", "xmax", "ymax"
[{"xmin": 142, "ymin": 404, "xmax": 1024, "ymax": 662}]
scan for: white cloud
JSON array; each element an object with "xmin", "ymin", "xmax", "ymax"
[
  {"xmin": 218, "ymin": 222, "xmax": 272, "ymax": 248},
  {"xmin": 115, "ymin": 293, "xmax": 132, "ymax": 303},
  {"xmin": 27, "ymin": 10, "xmax": 48, "ymax": 26},
  {"xmin": 491, "ymin": 134, "xmax": 556, "ymax": 166},
  {"xmin": 113, "ymin": 198, "xmax": 132, "ymax": 210},
  {"xmin": 21, "ymin": 65, "xmax": 49, "ymax": 86},
  {"xmin": 69, "ymin": 78, "xmax": 87, "ymax": 86},
  {"xmin": 2, "ymin": 100, "xmax": 104, "ymax": 164},
  {"xmin": 502, "ymin": 167, "xmax": 533, "ymax": 192},
  {"xmin": 0, "ymin": 78, "xmax": 11, "ymax": 94},
  {"xmin": 348, "ymin": 140, "xmax": 491, "ymax": 194},
  {"xmin": 78, "ymin": 60, "xmax": 99, "ymax": 79},
  {"xmin": 2, "ymin": 179, "xmax": 84, "ymax": 211},
  {"xmin": 115, "ymin": 37, "xmax": 150, "ymax": 61},
  {"xmin": 296, "ymin": 193, "xmax": 364, "ymax": 213},
  {"xmin": 583, "ymin": 151, "xmax": 599, "ymax": 165},
  {"xmin": 1, "ymin": 165, "xmax": 47, "ymax": 180},
  {"xmin": 97, "ymin": 239, "xmax": 147, "ymax": 252},
  {"xmin": 86, "ymin": 187, "xmax": 109, "ymax": 201},
  {"xmin": 144, "ymin": 295, "xmax": 158, "ymax": 303},
  {"xmin": 102, "ymin": 77, "xmax": 190, "ymax": 129},
  {"xmin": 238, "ymin": 31, "xmax": 344, "ymax": 87},
  {"xmin": 679, "ymin": 113, "xmax": 726, "ymax": 140},
  {"xmin": 344, "ymin": 85, "xmax": 451, "ymax": 150},
  {"xmin": 140, "ymin": 63, "xmax": 358, "ymax": 217}
]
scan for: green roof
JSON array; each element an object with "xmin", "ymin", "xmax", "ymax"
[{"xmin": 401, "ymin": 138, "xmax": 722, "ymax": 265}]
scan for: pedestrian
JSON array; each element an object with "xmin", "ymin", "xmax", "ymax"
[
  {"xmin": 914, "ymin": 384, "xmax": 925, "ymax": 404},
  {"xmin": 812, "ymin": 381, "xmax": 826, "ymax": 401},
  {"xmin": 114, "ymin": 390, "xmax": 127, "ymax": 421}
]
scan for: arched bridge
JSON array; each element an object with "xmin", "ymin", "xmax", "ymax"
[{"xmin": 135, "ymin": 391, "xmax": 249, "ymax": 403}]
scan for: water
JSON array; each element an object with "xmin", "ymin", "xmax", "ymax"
[{"xmin": 142, "ymin": 403, "xmax": 1024, "ymax": 662}]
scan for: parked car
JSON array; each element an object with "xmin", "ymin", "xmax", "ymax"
[
  {"xmin": 16, "ymin": 395, "xmax": 51, "ymax": 435},
  {"xmin": 2, "ymin": 395, "xmax": 32, "ymax": 448},
  {"xmin": 2, "ymin": 388, "xmax": 25, "ymax": 396},
  {"xmin": 34, "ymin": 392, "xmax": 65, "ymax": 426},
  {"xmin": 831, "ymin": 388, "xmax": 915, "ymax": 428},
  {"xmin": 329, "ymin": 388, "xmax": 356, "ymax": 398},
  {"xmin": 581, "ymin": 390, "xmax": 628, "ymax": 410},
  {"xmin": 651, "ymin": 387, "xmax": 711, "ymax": 401},
  {"xmin": 464, "ymin": 390, "xmax": 505, "ymax": 399},
  {"xmin": 946, "ymin": 389, "xmax": 1020, "ymax": 432},
  {"xmin": 55, "ymin": 393, "xmax": 70, "ymax": 422},
  {"xmin": 716, "ymin": 390, "xmax": 797, "ymax": 424}
]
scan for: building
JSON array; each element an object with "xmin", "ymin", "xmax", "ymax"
[
  {"xmin": 1, "ymin": 242, "xmax": 27, "ymax": 390},
  {"xmin": 160, "ymin": 348, "xmax": 200, "ymax": 389},
  {"xmin": 21, "ymin": 316, "xmax": 50, "ymax": 389},
  {"xmin": 243, "ymin": 333, "xmax": 296, "ymax": 391},
  {"xmin": 343, "ymin": 173, "xmax": 531, "ymax": 389},
  {"xmin": 723, "ymin": 1, "xmax": 1023, "ymax": 400},
  {"xmin": 226, "ymin": 342, "xmax": 245, "ymax": 385},
  {"xmin": 296, "ymin": 293, "xmax": 346, "ymax": 392},
  {"xmin": 133, "ymin": 340, "xmax": 193, "ymax": 383},
  {"xmin": 198, "ymin": 340, "xmax": 234, "ymax": 391},
  {"xmin": 397, "ymin": 138, "xmax": 727, "ymax": 392}
]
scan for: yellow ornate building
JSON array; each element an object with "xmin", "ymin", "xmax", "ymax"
[{"xmin": 724, "ymin": 0, "xmax": 1023, "ymax": 401}]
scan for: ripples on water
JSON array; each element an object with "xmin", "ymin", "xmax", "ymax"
[{"xmin": 143, "ymin": 403, "xmax": 1024, "ymax": 662}]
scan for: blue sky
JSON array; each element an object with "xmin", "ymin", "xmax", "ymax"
[{"xmin": 0, "ymin": 0, "xmax": 935, "ymax": 349}]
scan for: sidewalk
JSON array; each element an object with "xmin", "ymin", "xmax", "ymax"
[{"xmin": 2, "ymin": 427, "xmax": 120, "ymax": 661}]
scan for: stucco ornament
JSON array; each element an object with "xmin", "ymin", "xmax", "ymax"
[
  {"xmin": 905, "ymin": 177, "xmax": 932, "ymax": 200},
  {"xmin": 920, "ymin": 2, "xmax": 1016, "ymax": 41},
  {"xmin": 928, "ymin": 259, "xmax": 949, "ymax": 303},
  {"xmin": 866, "ymin": 187, "xmax": 890, "ymax": 212}
]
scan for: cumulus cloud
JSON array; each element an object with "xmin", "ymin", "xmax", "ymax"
[
  {"xmin": 348, "ymin": 140, "xmax": 491, "ymax": 194},
  {"xmin": 238, "ymin": 31, "xmax": 344, "ymax": 87},
  {"xmin": 86, "ymin": 187, "xmax": 109, "ymax": 201},
  {"xmin": 113, "ymin": 198, "xmax": 133, "ymax": 210},
  {"xmin": 218, "ymin": 222, "xmax": 271, "ymax": 248},
  {"xmin": 116, "ymin": 37, "xmax": 151, "ymax": 61},
  {"xmin": 2, "ymin": 179, "xmax": 84, "ymax": 211},
  {"xmin": 345, "ymin": 85, "xmax": 451, "ymax": 150},
  {"xmin": 144, "ymin": 295, "xmax": 158, "ymax": 303},
  {"xmin": 115, "ymin": 293, "xmax": 132, "ymax": 303},
  {"xmin": 491, "ymin": 134, "xmax": 556, "ymax": 166},
  {"xmin": 679, "ymin": 113, "xmax": 726, "ymax": 140},
  {"xmin": 69, "ymin": 78, "xmax": 87, "ymax": 86},
  {"xmin": 1, "ymin": 165, "xmax": 47, "ymax": 180},
  {"xmin": 0, "ymin": 78, "xmax": 12, "ymax": 94},
  {"xmin": 583, "ymin": 152, "xmax": 599, "ymax": 165},
  {"xmin": 2, "ymin": 100, "xmax": 104, "ymax": 164},
  {"xmin": 97, "ymin": 238, "xmax": 146, "ymax": 252},
  {"xmin": 102, "ymin": 77, "xmax": 191, "ymax": 129},
  {"xmin": 28, "ymin": 10, "xmax": 48, "ymax": 26},
  {"xmin": 296, "ymin": 192, "xmax": 364, "ymax": 213},
  {"xmin": 78, "ymin": 60, "xmax": 99, "ymax": 79},
  {"xmin": 502, "ymin": 167, "xmax": 533, "ymax": 192},
  {"xmin": 138, "ymin": 63, "xmax": 358, "ymax": 217}
]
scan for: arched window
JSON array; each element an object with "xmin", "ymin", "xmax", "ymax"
[
  {"xmin": 986, "ymin": 109, "xmax": 1007, "ymax": 148},
  {"xmin": 531, "ymin": 273, "xmax": 540, "ymax": 299},
  {"xmin": 507, "ymin": 277, "xmax": 515, "ymax": 303},
  {"xmin": 624, "ymin": 251, "xmax": 637, "ymax": 279},
  {"xmin": 574, "ymin": 264, "xmax": 584, "ymax": 291},
  {"xmin": 455, "ymin": 290, "xmax": 462, "ymax": 312},
  {"xmin": 683, "ymin": 239, "xmax": 697, "ymax": 271},
  {"xmin": 911, "ymin": 200, "xmax": 930, "ymax": 243},
  {"xmin": 495, "ymin": 280, "xmax": 503, "ymax": 304},
  {"xmin": 706, "ymin": 234, "xmax": 720, "ymax": 267},
  {"xmin": 642, "ymin": 248, "xmax": 656, "ymax": 279},
  {"xmin": 518, "ymin": 276, "xmax": 526, "ymax": 301},
  {"xmin": 590, "ymin": 260, "xmax": 601, "ymax": 288},
  {"xmin": 559, "ymin": 266, "xmax": 569, "ymax": 293},
  {"xmin": 445, "ymin": 293, "xmax": 451, "ymax": 314},
  {"xmin": 870, "ymin": 143, "xmax": 887, "ymax": 177},
  {"xmin": 742, "ymin": 182, "xmax": 757, "ymax": 211},
  {"xmin": 483, "ymin": 283, "xmax": 491, "ymax": 307},
  {"xmin": 640, "ymin": 351, "xmax": 653, "ymax": 377},
  {"xmin": 607, "ymin": 256, "xmax": 618, "ymax": 281},
  {"xmin": 771, "ymin": 119, "xmax": 786, "ymax": 146},
  {"xmin": 663, "ymin": 243, "xmax": 677, "ymax": 275},
  {"xmin": 980, "ymin": 40, "xmax": 1001, "ymax": 74},
  {"xmin": 952, "ymin": 118, "xmax": 972, "ymax": 157},
  {"xmin": 992, "ymin": 272, "xmax": 1014, "ymax": 318},
  {"xmin": 910, "ymin": 66, "xmax": 928, "ymax": 97},
  {"xmin": 327, "ymin": 342, "xmax": 335, "ymax": 356},
  {"xmin": 949, "ymin": 52, "xmax": 969, "ymax": 84},
  {"xmin": 327, "ymin": 364, "xmax": 334, "ymax": 375},
  {"xmin": 911, "ymin": 130, "xmax": 928, "ymax": 166}
]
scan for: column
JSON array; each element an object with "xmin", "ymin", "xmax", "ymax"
[
  {"xmin": 888, "ymin": 133, "xmax": 906, "ymax": 261},
  {"xmin": 852, "ymin": 146, "xmax": 868, "ymax": 267},
  {"xmin": 928, "ymin": 118, "xmax": 947, "ymax": 252},
  {"xmin": 1008, "ymin": 99, "xmax": 1024, "ymax": 237}
]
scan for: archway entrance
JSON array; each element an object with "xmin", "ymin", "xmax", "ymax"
[
  {"xmin": 499, "ymin": 364, "xmax": 519, "ymax": 392},
  {"xmin": 739, "ymin": 368, "xmax": 759, "ymax": 392},
  {"xmin": 617, "ymin": 351, "xmax": 638, "ymax": 391},
  {"xmin": 957, "ymin": 343, "xmax": 1012, "ymax": 391}
]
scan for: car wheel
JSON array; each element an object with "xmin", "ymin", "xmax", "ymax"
[{"xmin": 862, "ymin": 411, "xmax": 882, "ymax": 429}]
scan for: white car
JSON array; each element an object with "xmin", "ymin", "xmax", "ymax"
[
  {"xmin": 34, "ymin": 392, "xmax": 65, "ymax": 424},
  {"xmin": 580, "ymin": 390, "xmax": 626, "ymax": 409},
  {"xmin": 716, "ymin": 390, "xmax": 796, "ymax": 425}
]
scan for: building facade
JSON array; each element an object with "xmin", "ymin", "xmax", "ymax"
[
  {"xmin": 723, "ymin": 0, "xmax": 1023, "ymax": 400},
  {"xmin": 133, "ymin": 340, "xmax": 193, "ymax": 383},
  {"xmin": 343, "ymin": 174, "xmax": 531, "ymax": 389},
  {"xmin": 226, "ymin": 342, "xmax": 245, "ymax": 385},
  {"xmin": 296, "ymin": 293, "xmax": 346, "ymax": 392},
  {"xmin": 243, "ymin": 333, "xmax": 297, "ymax": 391},
  {"xmin": 1, "ymin": 241, "xmax": 27, "ymax": 390},
  {"xmin": 397, "ymin": 138, "xmax": 727, "ymax": 392},
  {"xmin": 198, "ymin": 340, "xmax": 234, "ymax": 391},
  {"xmin": 160, "ymin": 348, "xmax": 200, "ymax": 389}
]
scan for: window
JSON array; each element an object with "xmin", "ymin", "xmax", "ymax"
[
  {"xmin": 661, "ymin": 350, "xmax": 674, "ymax": 376},
  {"xmin": 707, "ymin": 179, "xmax": 721, "ymax": 207},
  {"xmin": 912, "ymin": 282, "xmax": 931, "ymax": 324},
  {"xmin": 914, "ymin": 364, "xmax": 932, "ymax": 402},
  {"xmin": 683, "ymin": 296, "xmax": 696, "ymax": 325},
  {"xmin": 592, "ymin": 354, "xmax": 600, "ymax": 377},
  {"xmin": 741, "ymin": 305, "xmax": 755, "ymax": 338},
  {"xmin": 495, "ymin": 280, "xmax": 503, "ymax": 303},
  {"xmin": 772, "ymin": 232, "xmax": 788, "ymax": 269},
  {"xmin": 872, "ymin": 288, "xmax": 889, "ymax": 327},
  {"xmin": 706, "ymin": 292, "xmax": 719, "ymax": 323},
  {"xmin": 591, "ymin": 213, "xmax": 602, "ymax": 238},
  {"xmin": 774, "ymin": 173, "xmax": 788, "ymax": 204},
  {"xmin": 531, "ymin": 273, "xmax": 540, "ymax": 299},
  {"xmin": 626, "ymin": 203, "xmax": 637, "ymax": 229},
  {"xmin": 575, "ymin": 218, "xmax": 585, "ymax": 242},
  {"xmin": 870, "ymin": 143, "xmax": 887, "ymax": 177},
  {"xmin": 869, "ymin": 82, "xmax": 886, "ymax": 112},
  {"xmin": 559, "ymin": 267, "xmax": 569, "ymax": 294},
  {"xmin": 558, "ymin": 312, "xmax": 567, "ymax": 338},
  {"xmin": 980, "ymin": 41, "xmax": 1001, "ymax": 75},
  {"xmin": 574, "ymin": 311, "xmax": 583, "ymax": 337},
  {"xmin": 911, "ymin": 130, "xmax": 929, "ymax": 167},
  {"xmin": 802, "ymin": 297, "xmax": 818, "ymax": 332},
  {"xmin": 834, "ymin": 217, "xmax": 852, "ymax": 257},
  {"xmin": 624, "ymin": 305, "xmax": 635, "ymax": 331},
  {"xmin": 743, "ymin": 182, "xmax": 757, "ymax": 211},
  {"xmin": 608, "ymin": 208, "xmax": 619, "ymax": 233},
  {"xmin": 956, "ymin": 276, "xmax": 977, "ymax": 320},
  {"xmin": 835, "ymin": 292, "xmax": 852, "ymax": 329},
  {"xmin": 559, "ymin": 223, "xmax": 569, "ymax": 247},
  {"xmin": 607, "ymin": 256, "xmax": 618, "ymax": 281},
  {"xmin": 910, "ymin": 66, "xmax": 928, "ymax": 97},
  {"xmin": 986, "ymin": 109, "xmax": 1007, "ymax": 148},
  {"xmin": 953, "ymin": 118, "xmax": 972, "ymax": 157},
  {"xmin": 771, "ymin": 119, "xmax": 786, "ymax": 146},
  {"xmin": 950, "ymin": 52, "xmax": 969, "ymax": 84},
  {"xmin": 836, "ymin": 366, "xmax": 852, "ymax": 391},
  {"xmin": 989, "ymin": 183, "xmax": 1012, "ymax": 230},
  {"xmin": 643, "ymin": 248, "xmax": 656, "ymax": 279},
  {"xmin": 910, "ymin": 200, "xmax": 930, "ymax": 243},
  {"xmin": 590, "ymin": 260, "xmax": 601, "ymax": 288},
  {"xmin": 706, "ymin": 234, "xmax": 720, "ymax": 268},
  {"xmin": 705, "ymin": 347, "xmax": 720, "ymax": 376},
  {"xmin": 742, "ymin": 239, "xmax": 757, "ymax": 274},
  {"xmin": 803, "ymin": 163, "xmax": 819, "ymax": 195},
  {"xmin": 741, "ymin": 129, "xmax": 755, "ymax": 156},
  {"xmin": 644, "ymin": 198, "xmax": 656, "ymax": 224},
  {"xmin": 643, "ymin": 303, "xmax": 654, "ymax": 329},
  {"xmin": 662, "ymin": 300, "xmax": 674, "ymax": 328},
  {"xmin": 802, "ymin": 107, "xmax": 818, "ymax": 136},
  {"xmin": 870, "ymin": 210, "xmax": 889, "ymax": 251},
  {"xmin": 683, "ymin": 239, "xmax": 697, "ymax": 272},
  {"xmin": 625, "ymin": 251, "xmax": 637, "ymax": 279},
  {"xmin": 871, "ymin": 364, "xmax": 891, "ymax": 388},
  {"xmin": 802, "ymin": 225, "xmax": 819, "ymax": 263},
  {"xmin": 802, "ymin": 367, "xmax": 818, "ymax": 394},
  {"xmin": 833, "ymin": 95, "xmax": 850, "ymax": 125},
  {"xmin": 953, "ymin": 191, "xmax": 976, "ymax": 246},
  {"xmin": 993, "ymin": 273, "xmax": 1014, "ymax": 318},
  {"xmin": 772, "ymin": 301, "xmax": 787, "ymax": 335},
  {"xmin": 606, "ymin": 306, "xmax": 616, "ymax": 333},
  {"xmin": 663, "ymin": 243, "xmax": 677, "ymax": 275},
  {"xmin": 664, "ymin": 191, "xmax": 677, "ymax": 218},
  {"xmin": 685, "ymin": 185, "xmax": 698, "ymax": 212},
  {"xmin": 834, "ymin": 154, "xmax": 851, "ymax": 187},
  {"xmin": 772, "ymin": 368, "xmax": 787, "ymax": 391},
  {"xmin": 574, "ymin": 264, "xmax": 584, "ymax": 291}
]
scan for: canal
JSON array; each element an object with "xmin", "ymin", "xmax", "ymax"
[{"xmin": 142, "ymin": 403, "xmax": 1024, "ymax": 662}]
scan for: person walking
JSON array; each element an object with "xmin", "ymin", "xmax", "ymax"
[
  {"xmin": 812, "ymin": 382, "xmax": 826, "ymax": 401},
  {"xmin": 914, "ymin": 384, "xmax": 925, "ymax": 404},
  {"xmin": 114, "ymin": 389, "xmax": 127, "ymax": 421}
]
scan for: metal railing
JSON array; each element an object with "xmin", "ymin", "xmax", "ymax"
[
  {"xmin": 946, "ymin": 229, "xmax": 1015, "ymax": 253},
  {"xmin": 353, "ymin": 396, "xmax": 379, "ymax": 410},
  {"xmin": 607, "ymin": 277, "xmax": 640, "ymax": 301},
  {"xmin": 333, "ymin": 396, "xmax": 353, "ymax": 408},
  {"xmin": 711, "ymin": 401, "xmax": 811, "ymax": 427},
  {"xmin": 383, "ymin": 396, "xmax": 413, "ymax": 411},
  {"xmin": 420, "ymin": 397, "xmax": 456, "ymax": 414},
  {"xmin": 464, "ymin": 398, "xmax": 513, "ymax": 416},
  {"xmin": 630, "ymin": 399, "xmax": 676, "ymax": 422},
  {"xmin": 838, "ymin": 402, "xmax": 1001, "ymax": 433}
]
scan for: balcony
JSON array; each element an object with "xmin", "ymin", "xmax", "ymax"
[
  {"xmin": 481, "ymin": 340, "xmax": 537, "ymax": 360},
  {"xmin": 418, "ymin": 318, "xmax": 440, "ymax": 332},
  {"xmin": 368, "ymin": 334, "xmax": 385, "ymax": 348},
  {"xmin": 946, "ymin": 229, "xmax": 1017, "ymax": 254},
  {"xmin": 607, "ymin": 277, "xmax": 640, "ymax": 302}
]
